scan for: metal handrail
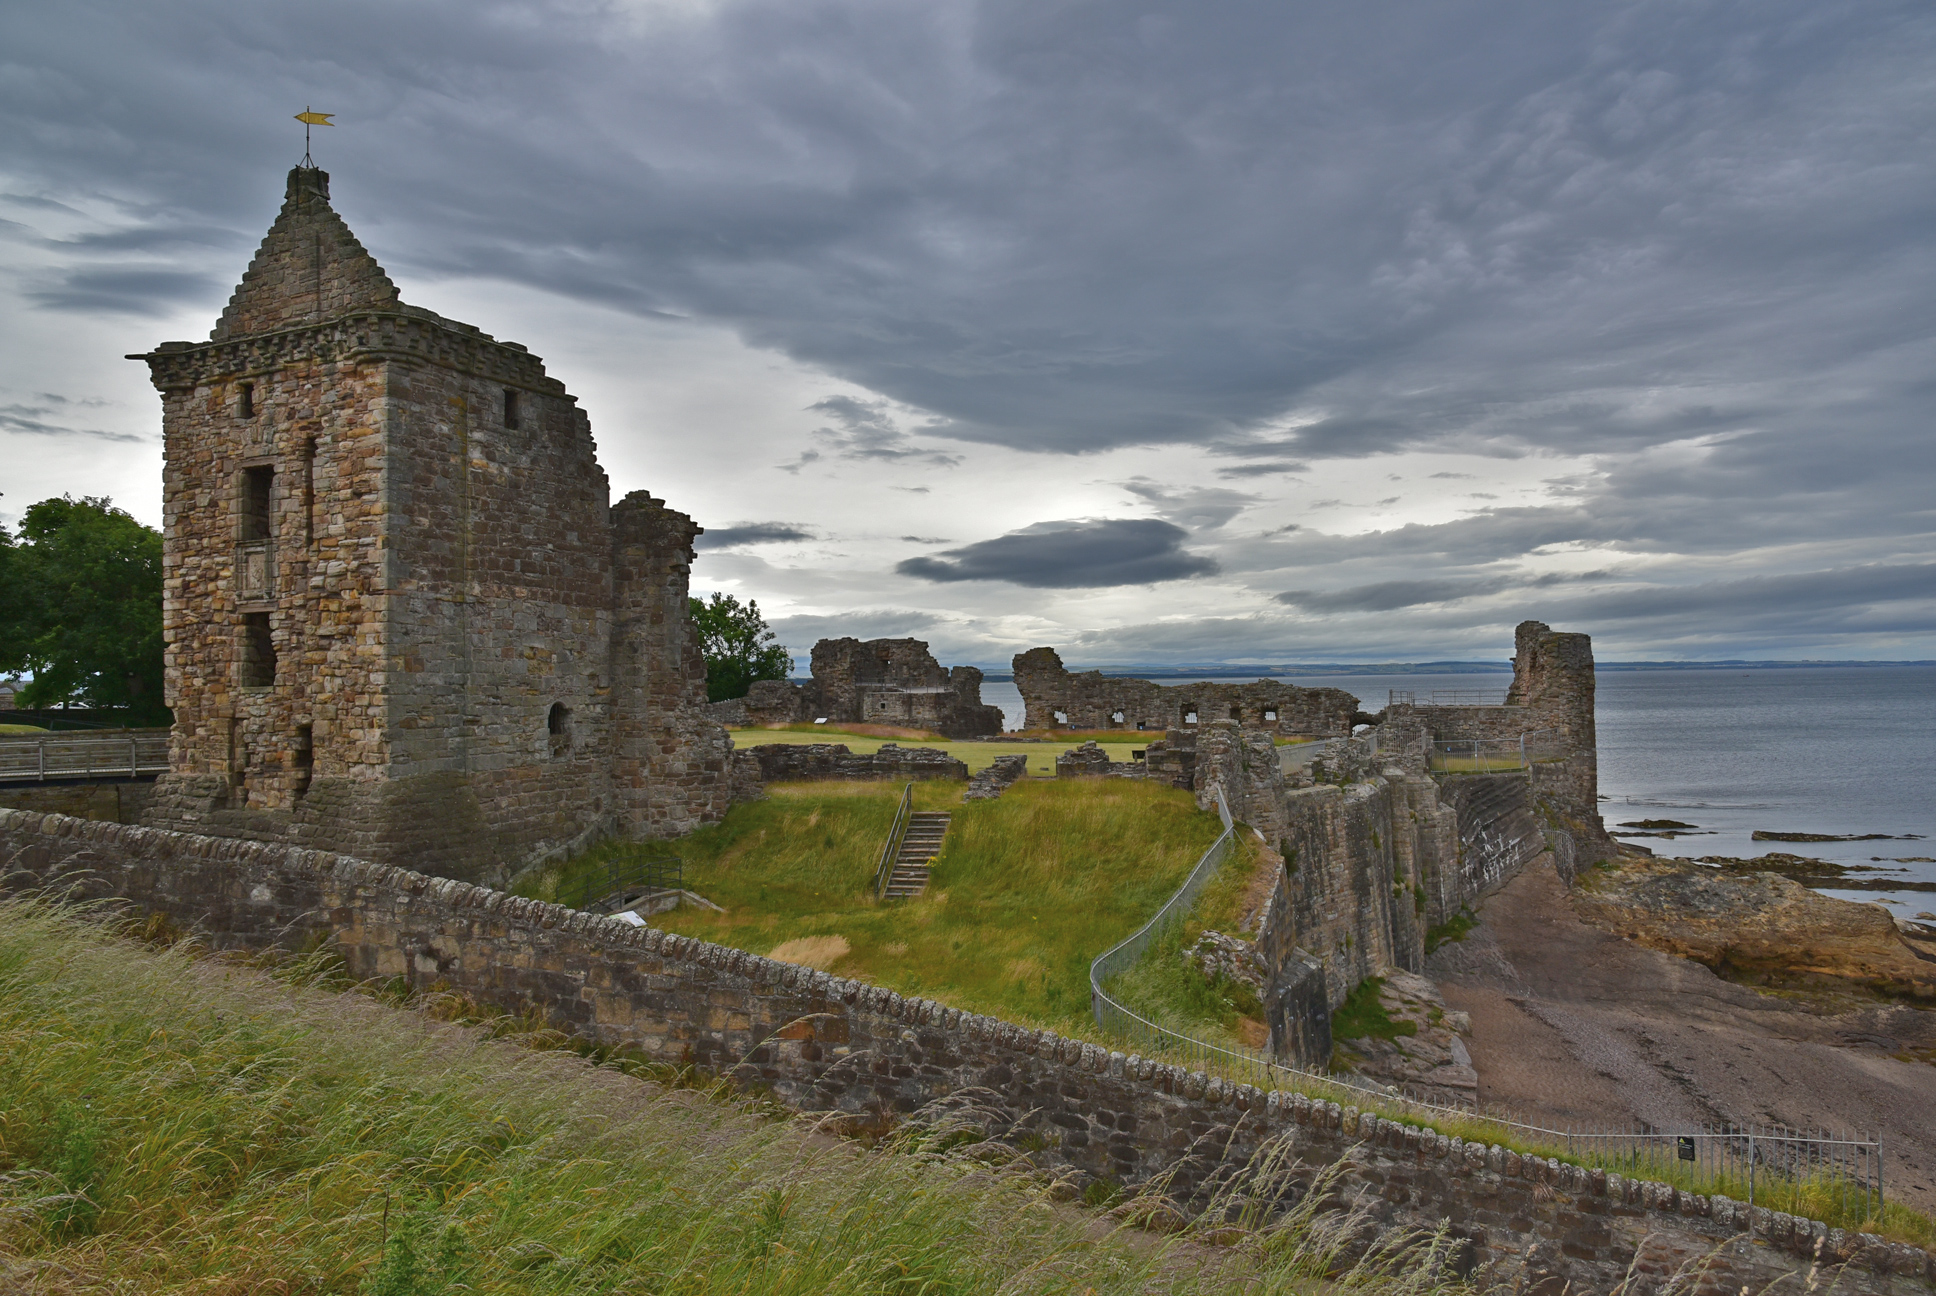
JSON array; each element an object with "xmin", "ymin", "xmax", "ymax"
[
  {"xmin": 0, "ymin": 730, "xmax": 172, "ymax": 783},
  {"xmin": 557, "ymin": 847, "xmax": 685, "ymax": 913},
  {"xmin": 872, "ymin": 782, "xmax": 915, "ymax": 899},
  {"xmin": 1086, "ymin": 790, "xmax": 1884, "ymax": 1214}
]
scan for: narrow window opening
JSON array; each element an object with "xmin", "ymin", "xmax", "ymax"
[
  {"xmin": 237, "ymin": 382, "xmax": 255, "ymax": 420},
  {"xmin": 239, "ymin": 466, "xmax": 274, "ymax": 542},
  {"xmin": 303, "ymin": 438, "xmax": 318, "ymax": 546},
  {"xmin": 1110, "ymin": 709, "xmax": 1125, "ymax": 726},
  {"xmin": 240, "ymin": 612, "xmax": 276, "ymax": 687},
  {"xmin": 1230, "ymin": 705, "xmax": 1243, "ymax": 721},
  {"xmin": 293, "ymin": 724, "xmax": 314, "ymax": 801},
  {"xmin": 1263, "ymin": 708, "xmax": 1278, "ymax": 722},
  {"xmin": 503, "ymin": 388, "xmax": 521, "ymax": 430},
  {"xmin": 1052, "ymin": 710, "xmax": 1069, "ymax": 727},
  {"xmin": 1183, "ymin": 707, "xmax": 1198, "ymax": 725},
  {"xmin": 1136, "ymin": 720, "xmax": 1148, "ymax": 731},
  {"xmin": 547, "ymin": 702, "xmax": 572, "ymax": 758}
]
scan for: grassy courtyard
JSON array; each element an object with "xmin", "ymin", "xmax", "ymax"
[{"xmin": 518, "ymin": 778, "xmax": 1225, "ymax": 1037}]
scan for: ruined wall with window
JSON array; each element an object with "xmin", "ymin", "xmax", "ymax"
[
  {"xmin": 132, "ymin": 165, "xmax": 739, "ymax": 886},
  {"xmin": 1010, "ymin": 646, "xmax": 1361, "ymax": 736},
  {"xmin": 733, "ymin": 637, "xmax": 1004, "ymax": 738}
]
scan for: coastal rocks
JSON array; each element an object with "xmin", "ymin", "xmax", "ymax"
[
  {"xmin": 1572, "ymin": 858, "xmax": 1936, "ymax": 1000},
  {"xmin": 1334, "ymin": 970, "xmax": 1479, "ymax": 1107},
  {"xmin": 1694, "ymin": 852, "xmax": 1936, "ymax": 894}
]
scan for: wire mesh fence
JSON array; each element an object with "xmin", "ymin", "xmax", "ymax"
[
  {"xmin": 1087, "ymin": 788, "xmax": 1886, "ymax": 1222},
  {"xmin": 1388, "ymin": 689, "xmax": 1511, "ymax": 707},
  {"xmin": 556, "ymin": 847, "xmax": 685, "ymax": 913},
  {"xmin": 0, "ymin": 730, "xmax": 171, "ymax": 782}
]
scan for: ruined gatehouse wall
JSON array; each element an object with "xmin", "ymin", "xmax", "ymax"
[
  {"xmin": 1384, "ymin": 620, "xmax": 1612, "ymax": 862},
  {"xmin": 5, "ymin": 808, "xmax": 1928, "ymax": 1296},
  {"xmin": 1011, "ymin": 647, "xmax": 1360, "ymax": 737}
]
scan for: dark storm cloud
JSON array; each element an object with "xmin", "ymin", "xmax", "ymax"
[
  {"xmin": 4, "ymin": 0, "xmax": 1935, "ymax": 657},
  {"xmin": 27, "ymin": 268, "xmax": 218, "ymax": 314},
  {"xmin": 0, "ymin": 401, "xmax": 145, "ymax": 442},
  {"xmin": 693, "ymin": 522, "xmax": 815, "ymax": 551},
  {"xmin": 897, "ymin": 518, "xmax": 1218, "ymax": 588},
  {"xmin": 7, "ymin": 0, "xmax": 1930, "ymax": 459},
  {"xmin": 1278, "ymin": 571, "xmax": 1613, "ymax": 613}
]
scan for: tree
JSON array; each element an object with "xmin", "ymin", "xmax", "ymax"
[
  {"xmin": 688, "ymin": 592, "xmax": 791, "ymax": 703},
  {"xmin": 0, "ymin": 496, "xmax": 167, "ymax": 724}
]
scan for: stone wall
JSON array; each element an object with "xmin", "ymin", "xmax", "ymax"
[
  {"xmin": 741, "ymin": 743, "xmax": 969, "ymax": 783},
  {"xmin": 2, "ymin": 807, "xmax": 1928, "ymax": 1296},
  {"xmin": 128, "ymin": 165, "xmax": 737, "ymax": 888},
  {"xmin": 739, "ymin": 639, "xmax": 1003, "ymax": 738},
  {"xmin": 1383, "ymin": 620, "xmax": 1613, "ymax": 862},
  {"xmin": 1157, "ymin": 718, "xmax": 1544, "ymax": 1066},
  {"xmin": 1012, "ymin": 647, "xmax": 1361, "ymax": 737},
  {"xmin": 0, "ymin": 780, "xmax": 155, "ymax": 824}
]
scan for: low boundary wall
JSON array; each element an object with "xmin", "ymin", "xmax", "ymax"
[{"xmin": 2, "ymin": 808, "xmax": 1931, "ymax": 1295}]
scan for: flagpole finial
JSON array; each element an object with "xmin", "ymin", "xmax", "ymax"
[{"xmin": 294, "ymin": 106, "xmax": 335, "ymax": 167}]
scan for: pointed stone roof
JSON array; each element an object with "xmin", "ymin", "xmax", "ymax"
[{"xmin": 209, "ymin": 167, "xmax": 402, "ymax": 340}]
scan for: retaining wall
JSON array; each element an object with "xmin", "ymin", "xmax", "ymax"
[{"xmin": 1, "ymin": 808, "xmax": 1929, "ymax": 1294}]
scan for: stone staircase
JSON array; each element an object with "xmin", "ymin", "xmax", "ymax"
[{"xmin": 881, "ymin": 811, "xmax": 950, "ymax": 898}]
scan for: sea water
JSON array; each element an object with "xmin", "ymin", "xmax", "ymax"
[{"xmin": 979, "ymin": 666, "xmax": 1936, "ymax": 918}]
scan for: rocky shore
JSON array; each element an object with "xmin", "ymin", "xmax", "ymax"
[{"xmin": 1572, "ymin": 856, "xmax": 1936, "ymax": 1000}]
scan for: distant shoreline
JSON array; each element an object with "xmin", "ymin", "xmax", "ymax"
[{"xmin": 921, "ymin": 659, "xmax": 1936, "ymax": 684}]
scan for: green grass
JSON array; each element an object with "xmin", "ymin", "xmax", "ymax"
[
  {"xmin": 1102, "ymin": 835, "xmax": 1271, "ymax": 1052},
  {"xmin": 0, "ymin": 723, "xmax": 49, "ymax": 734},
  {"xmin": 0, "ymin": 896, "xmax": 1492, "ymax": 1294},
  {"xmin": 1424, "ymin": 909, "xmax": 1477, "ymax": 954},
  {"xmin": 1328, "ymin": 977, "xmax": 1415, "ymax": 1045},
  {"xmin": 519, "ymin": 779, "xmax": 1226, "ymax": 1037}
]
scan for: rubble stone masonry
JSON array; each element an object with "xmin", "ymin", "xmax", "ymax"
[
  {"xmin": 1011, "ymin": 647, "xmax": 1361, "ymax": 737},
  {"xmin": 3, "ymin": 807, "xmax": 1929, "ymax": 1296},
  {"xmin": 128, "ymin": 166, "xmax": 736, "ymax": 886}
]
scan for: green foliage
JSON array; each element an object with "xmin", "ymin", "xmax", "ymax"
[
  {"xmin": 1329, "ymin": 976, "xmax": 1416, "ymax": 1044},
  {"xmin": 688, "ymin": 592, "xmax": 791, "ymax": 703},
  {"xmin": 364, "ymin": 1205, "xmax": 472, "ymax": 1295},
  {"xmin": 1424, "ymin": 908, "xmax": 1477, "ymax": 954},
  {"xmin": 0, "ymin": 496, "xmax": 166, "ymax": 723}
]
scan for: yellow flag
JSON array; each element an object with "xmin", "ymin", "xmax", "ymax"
[{"xmin": 295, "ymin": 110, "xmax": 334, "ymax": 126}]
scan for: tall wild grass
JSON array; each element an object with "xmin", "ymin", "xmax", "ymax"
[{"xmin": 0, "ymin": 895, "xmax": 1490, "ymax": 1294}]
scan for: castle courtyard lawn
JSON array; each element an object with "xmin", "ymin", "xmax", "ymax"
[{"xmin": 523, "ymin": 779, "xmax": 1225, "ymax": 1038}]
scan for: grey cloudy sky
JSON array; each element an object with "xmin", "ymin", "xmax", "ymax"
[{"xmin": 3, "ymin": 0, "xmax": 1933, "ymax": 667}]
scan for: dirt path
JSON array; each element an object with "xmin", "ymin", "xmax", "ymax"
[{"xmin": 1427, "ymin": 861, "xmax": 1936, "ymax": 1213}]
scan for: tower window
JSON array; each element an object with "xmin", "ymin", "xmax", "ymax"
[
  {"xmin": 237, "ymin": 382, "xmax": 255, "ymax": 420},
  {"xmin": 241, "ymin": 613, "xmax": 276, "ymax": 687},
  {"xmin": 303, "ymin": 438, "xmax": 318, "ymax": 546},
  {"xmin": 547, "ymin": 702, "xmax": 572, "ymax": 758},
  {"xmin": 293, "ymin": 724, "xmax": 314, "ymax": 800},
  {"xmin": 504, "ymin": 388, "xmax": 521, "ymax": 430},
  {"xmin": 240, "ymin": 466, "xmax": 274, "ymax": 542}
]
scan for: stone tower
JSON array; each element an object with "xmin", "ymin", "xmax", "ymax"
[{"xmin": 129, "ymin": 166, "xmax": 738, "ymax": 884}]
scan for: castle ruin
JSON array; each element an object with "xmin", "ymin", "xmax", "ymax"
[
  {"xmin": 1012, "ymin": 647, "xmax": 1363, "ymax": 737},
  {"xmin": 127, "ymin": 165, "xmax": 739, "ymax": 885},
  {"xmin": 716, "ymin": 637, "xmax": 1004, "ymax": 738}
]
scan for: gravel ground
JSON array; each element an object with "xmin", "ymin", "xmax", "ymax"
[{"xmin": 1427, "ymin": 862, "xmax": 1936, "ymax": 1212}]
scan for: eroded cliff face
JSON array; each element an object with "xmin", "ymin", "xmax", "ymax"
[{"xmin": 1571, "ymin": 858, "xmax": 1936, "ymax": 1000}]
